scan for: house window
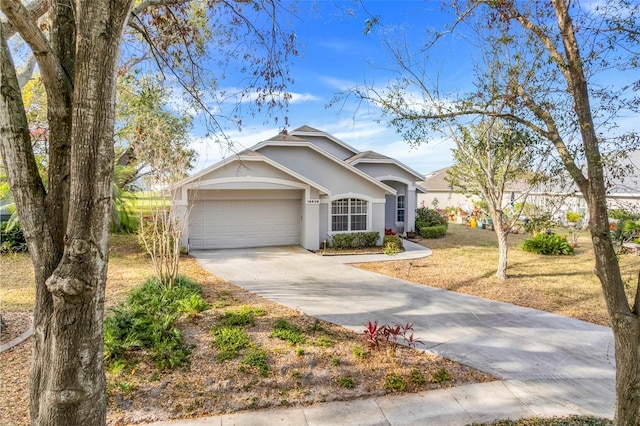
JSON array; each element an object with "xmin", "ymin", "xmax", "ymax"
[
  {"xmin": 331, "ymin": 198, "xmax": 368, "ymax": 232},
  {"xmin": 397, "ymin": 195, "xmax": 405, "ymax": 223}
]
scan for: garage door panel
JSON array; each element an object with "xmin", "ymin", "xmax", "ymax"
[{"xmin": 189, "ymin": 198, "xmax": 301, "ymax": 249}]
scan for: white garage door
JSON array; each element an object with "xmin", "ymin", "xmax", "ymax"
[{"xmin": 188, "ymin": 199, "xmax": 301, "ymax": 249}]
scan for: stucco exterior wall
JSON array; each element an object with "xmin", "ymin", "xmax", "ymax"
[
  {"xmin": 418, "ymin": 191, "xmax": 479, "ymax": 211},
  {"xmin": 354, "ymin": 163, "xmax": 419, "ymax": 183},
  {"xmin": 299, "ymin": 136, "xmax": 355, "ymax": 160}
]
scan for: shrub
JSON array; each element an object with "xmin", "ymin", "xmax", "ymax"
[
  {"xmin": 612, "ymin": 219, "xmax": 640, "ymax": 242},
  {"xmin": 103, "ymin": 275, "xmax": 203, "ymax": 370},
  {"xmin": 521, "ymin": 233, "xmax": 574, "ymax": 255},
  {"xmin": 523, "ymin": 213, "xmax": 556, "ymax": 236},
  {"xmin": 415, "ymin": 207, "xmax": 447, "ymax": 231},
  {"xmin": 0, "ymin": 221, "xmax": 27, "ymax": 253},
  {"xmin": 331, "ymin": 231, "xmax": 379, "ymax": 249},
  {"xmin": 566, "ymin": 211, "xmax": 582, "ymax": 223},
  {"xmin": 609, "ymin": 208, "xmax": 640, "ymax": 221},
  {"xmin": 382, "ymin": 234, "xmax": 403, "ymax": 250},
  {"xmin": 418, "ymin": 225, "xmax": 448, "ymax": 239}
]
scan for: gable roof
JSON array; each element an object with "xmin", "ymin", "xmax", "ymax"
[
  {"xmin": 418, "ymin": 167, "xmax": 452, "ymax": 191},
  {"xmin": 176, "ymin": 125, "xmax": 425, "ymax": 196},
  {"xmin": 290, "ymin": 126, "xmax": 360, "ymax": 156},
  {"xmin": 251, "ymin": 138, "xmax": 396, "ymax": 195},
  {"xmin": 174, "ymin": 149, "xmax": 331, "ymax": 195},
  {"xmin": 346, "ymin": 150, "xmax": 425, "ymax": 181}
]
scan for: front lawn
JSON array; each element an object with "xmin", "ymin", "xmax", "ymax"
[
  {"xmin": 0, "ymin": 233, "xmax": 492, "ymax": 426},
  {"xmin": 359, "ymin": 224, "xmax": 640, "ymax": 327}
]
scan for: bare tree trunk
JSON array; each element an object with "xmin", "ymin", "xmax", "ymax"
[
  {"xmin": 2, "ymin": 0, "xmax": 132, "ymax": 423},
  {"xmin": 491, "ymin": 211, "xmax": 509, "ymax": 281},
  {"xmin": 589, "ymin": 196, "xmax": 640, "ymax": 424}
]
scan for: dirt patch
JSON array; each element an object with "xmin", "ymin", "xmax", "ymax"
[
  {"xmin": 104, "ymin": 286, "xmax": 493, "ymax": 425},
  {"xmin": 0, "ymin": 239, "xmax": 494, "ymax": 426}
]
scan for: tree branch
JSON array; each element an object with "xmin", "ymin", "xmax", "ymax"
[
  {"xmin": 1, "ymin": 0, "xmax": 71, "ymax": 116},
  {"xmin": 17, "ymin": 52, "xmax": 36, "ymax": 88},
  {"xmin": 1, "ymin": 0, "xmax": 48, "ymax": 40},
  {"xmin": 0, "ymin": 22, "xmax": 49, "ymax": 253}
]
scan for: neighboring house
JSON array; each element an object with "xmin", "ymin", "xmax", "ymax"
[
  {"xmin": 527, "ymin": 150, "xmax": 640, "ymax": 223},
  {"xmin": 172, "ymin": 125, "xmax": 425, "ymax": 251},
  {"xmin": 418, "ymin": 151, "xmax": 640, "ymax": 223},
  {"xmin": 417, "ymin": 167, "xmax": 480, "ymax": 212}
]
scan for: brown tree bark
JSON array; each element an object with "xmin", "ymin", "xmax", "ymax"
[
  {"xmin": 1, "ymin": 0, "xmax": 133, "ymax": 424},
  {"xmin": 550, "ymin": 1, "xmax": 640, "ymax": 422}
]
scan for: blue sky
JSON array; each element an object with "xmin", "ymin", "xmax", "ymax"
[
  {"xmin": 188, "ymin": 0, "xmax": 638, "ymax": 175},
  {"xmin": 190, "ymin": 1, "xmax": 468, "ymax": 175}
]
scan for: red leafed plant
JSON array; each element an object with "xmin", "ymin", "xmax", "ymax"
[
  {"xmin": 384, "ymin": 228, "xmax": 396, "ymax": 235},
  {"xmin": 362, "ymin": 321, "xmax": 424, "ymax": 355}
]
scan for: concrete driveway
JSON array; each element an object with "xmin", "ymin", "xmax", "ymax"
[{"xmin": 191, "ymin": 246, "xmax": 616, "ymax": 419}]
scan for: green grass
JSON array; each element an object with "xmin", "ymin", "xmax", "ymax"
[
  {"xmin": 360, "ymin": 224, "xmax": 640, "ymax": 327},
  {"xmin": 241, "ymin": 346, "xmax": 270, "ymax": 377},
  {"xmin": 270, "ymin": 319, "xmax": 306, "ymax": 345},
  {"xmin": 211, "ymin": 326, "xmax": 251, "ymax": 361},
  {"xmin": 217, "ymin": 305, "xmax": 266, "ymax": 327},
  {"xmin": 384, "ymin": 373, "xmax": 405, "ymax": 391}
]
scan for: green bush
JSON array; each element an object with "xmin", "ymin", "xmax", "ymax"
[
  {"xmin": 415, "ymin": 207, "xmax": 447, "ymax": 232},
  {"xmin": 608, "ymin": 208, "xmax": 640, "ymax": 221},
  {"xmin": 382, "ymin": 234, "xmax": 403, "ymax": 250},
  {"xmin": 614, "ymin": 220, "xmax": 640, "ymax": 242},
  {"xmin": 331, "ymin": 231, "xmax": 379, "ymax": 249},
  {"xmin": 0, "ymin": 221, "xmax": 27, "ymax": 253},
  {"xmin": 521, "ymin": 233, "xmax": 574, "ymax": 255},
  {"xmin": 566, "ymin": 211, "xmax": 582, "ymax": 223},
  {"xmin": 103, "ymin": 275, "xmax": 205, "ymax": 370},
  {"xmin": 418, "ymin": 225, "xmax": 448, "ymax": 239}
]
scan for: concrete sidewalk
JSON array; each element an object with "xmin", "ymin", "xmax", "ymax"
[{"xmin": 147, "ymin": 246, "xmax": 615, "ymax": 425}]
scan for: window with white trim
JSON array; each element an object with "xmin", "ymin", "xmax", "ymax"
[
  {"xmin": 396, "ymin": 195, "xmax": 405, "ymax": 223},
  {"xmin": 331, "ymin": 198, "xmax": 368, "ymax": 231}
]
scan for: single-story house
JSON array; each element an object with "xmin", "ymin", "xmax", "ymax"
[
  {"xmin": 417, "ymin": 167, "xmax": 480, "ymax": 211},
  {"xmin": 172, "ymin": 125, "xmax": 425, "ymax": 251},
  {"xmin": 418, "ymin": 150, "xmax": 640, "ymax": 224}
]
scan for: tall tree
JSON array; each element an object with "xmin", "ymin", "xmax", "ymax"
[
  {"xmin": 447, "ymin": 119, "xmax": 537, "ymax": 280},
  {"xmin": 0, "ymin": 1, "xmax": 297, "ymax": 424},
  {"xmin": 347, "ymin": 1, "xmax": 639, "ymax": 423}
]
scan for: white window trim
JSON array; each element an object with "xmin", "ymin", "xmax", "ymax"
[
  {"xmin": 396, "ymin": 194, "xmax": 406, "ymax": 226},
  {"xmin": 328, "ymin": 194, "xmax": 374, "ymax": 234}
]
